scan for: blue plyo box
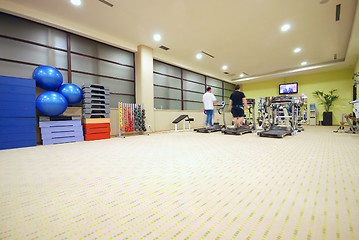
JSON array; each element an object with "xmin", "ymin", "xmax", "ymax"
[
  {"xmin": 42, "ymin": 136, "xmax": 84, "ymax": 145},
  {"xmin": 39, "ymin": 120, "xmax": 82, "ymax": 128}
]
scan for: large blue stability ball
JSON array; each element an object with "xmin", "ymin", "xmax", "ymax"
[
  {"xmin": 33, "ymin": 65, "xmax": 63, "ymax": 90},
  {"xmin": 36, "ymin": 91, "xmax": 68, "ymax": 116},
  {"xmin": 58, "ymin": 83, "xmax": 83, "ymax": 104}
]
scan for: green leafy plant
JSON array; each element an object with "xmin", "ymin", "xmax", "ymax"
[{"xmin": 312, "ymin": 89, "xmax": 339, "ymax": 112}]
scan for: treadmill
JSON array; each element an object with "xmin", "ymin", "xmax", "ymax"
[
  {"xmin": 222, "ymin": 98, "xmax": 256, "ymax": 135},
  {"xmin": 257, "ymin": 96, "xmax": 295, "ymax": 138},
  {"xmin": 194, "ymin": 101, "xmax": 226, "ymax": 133}
]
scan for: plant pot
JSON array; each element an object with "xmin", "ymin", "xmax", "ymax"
[{"xmin": 323, "ymin": 112, "xmax": 332, "ymax": 126}]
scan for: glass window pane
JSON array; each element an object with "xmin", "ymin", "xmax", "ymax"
[
  {"xmin": 70, "ymin": 34, "xmax": 98, "ymax": 56},
  {"xmin": 99, "ymin": 78, "xmax": 134, "ymax": 95},
  {"xmin": 154, "ymin": 86, "xmax": 181, "ymax": 99},
  {"xmin": 0, "ymin": 38, "xmax": 67, "ymax": 68},
  {"xmin": 183, "ymin": 80, "xmax": 205, "ymax": 92},
  {"xmin": 183, "ymin": 91, "xmax": 202, "ymax": 102},
  {"xmin": 184, "ymin": 102, "xmax": 202, "ymax": 111},
  {"xmin": 154, "ymin": 73, "xmax": 181, "ymax": 88},
  {"xmin": 224, "ymin": 89, "xmax": 233, "ymax": 97},
  {"xmin": 71, "ymin": 54, "xmax": 97, "ymax": 74},
  {"xmin": 207, "ymin": 77, "xmax": 222, "ymax": 88},
  {"xmin": 98, "ymin": 61, "xmax": 134, "ymax": 80},
  {"xmin": 153, "ymin": 61, "xmax": 181, "ymax": 78},
  {"xmin": 110, "ymin": 94, "xmax": 134, "ymax": 108},
  {"xmin": 224, "ymin": 82, "xmax": 235, "ymax": 90},
  {"xmin": 72, "ymin": 72, "xmax": 98, "ymax": 86},
  {"xmin": 49, "ymin": 28, "xmax": 67, "ymax": 49},
  {"xmin": 0, "ymin": 61, "xmax": 68, "ymax": 83},
  {"xmin": 98, "ymin": 44, "xmax": 134, "ymax": 66},
  {"xmin": 154, "ymin": 99, "xmax": 181, "ymax": 110},
  {"xmin": 211, "ymin": 87, "xmax": 222, "ymax": 96},
  {"xmin": 0, "ymin": 13, "xmax": 67, "ymax": 49},
  {"xmin": 183, "ymin": 70, "xmax": 205, "ymax": 84}
]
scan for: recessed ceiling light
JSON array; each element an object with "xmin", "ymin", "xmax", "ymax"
[
  {"xmin": 301, "ymin": 61, "xmax": 308, "ymax": 66},
  {"xmin": 294, "ymin": 48, "xmax": 302, "ymax": 53},
  {"xmin": 153, "ymin": 34, "xmax": 161, "ymax": 42},
  {"xmin": 281, "ymin": 24, "xmax": 291, "ymax": 32},
  {"xmin": 196, "ymin": 53, "xmax": 202, "ymax": 59},
  {"xmin": 222, "ymin": 65, "xmax": 228, "ymax": 71},
  {"xmin": 70, "ymin": 0, "xmax": 82, "ymax": 6},
  {"xmin": 240, "ymin": 73, "xmax": 245, "ymax": 78}
]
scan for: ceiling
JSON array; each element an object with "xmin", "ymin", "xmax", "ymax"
[{"xmin": 1, "ymin": 0, "xmax": 359, "ymax": 83}]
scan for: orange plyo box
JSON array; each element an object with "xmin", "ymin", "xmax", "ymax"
[
  {"xmin": 84, "ymin": 132, "xmax": 111, "ymax": 141},
  {"xmin": 83, "ymin": 123, "xmax": 110, "ymax": 134}
]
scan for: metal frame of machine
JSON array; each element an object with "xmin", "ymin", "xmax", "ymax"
[
  {"xmin": 222, "ymin": 98, "xmax": 256, "ymax": 135},
  {"xmin": 257, "ymin": 95, "xmax": 304, "ymax": 138},
  {"xmin": 194, "ymin": 101, "xmax": 226, "ymax": 133}
]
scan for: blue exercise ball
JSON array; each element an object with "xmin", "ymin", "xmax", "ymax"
[
  {"xmin": 33, "ymin": 65, "xmax": 63, "ymax": 90},
  {"xmin": 36, "ymin": 91, "xmax": 68, "ymax": 116},
  {"xmin": 58, "ymin": 83, "xmax": 83, "ymax": 104}
]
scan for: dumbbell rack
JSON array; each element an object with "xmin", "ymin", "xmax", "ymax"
[
  {"xmin": 82, "ymin": 83, "xmax": 111, "ymax": 141},
  {"xmin": 118, "ymin": 102, "xmax": 147, "ymax": 138}
]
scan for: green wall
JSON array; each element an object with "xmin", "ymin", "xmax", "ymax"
[
  {"xmin": 242, "ymin": 68, "xmax": 354, "ymax": 125},
  {"xmin": 355, "ymin": 58, "xmax": 359, "ymax": 73}
]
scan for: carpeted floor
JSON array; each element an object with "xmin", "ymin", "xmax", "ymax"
[{"xmin": 0, "ymin": 126, "xmax": 358, "ymax": 240}]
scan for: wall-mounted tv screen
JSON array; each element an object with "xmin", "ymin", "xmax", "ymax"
[{"xmin": 279, "ymin": 82, "xmax": 298, "ymax": 94}]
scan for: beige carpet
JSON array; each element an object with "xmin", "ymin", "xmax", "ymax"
[{"xmin": 0, "ymin": 126, "xmax": 358, "ymax": 240}]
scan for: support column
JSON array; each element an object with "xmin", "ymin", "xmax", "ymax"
[{"xmin": 135, "ymin": 45, "xmax": 155, "ymax": 131}]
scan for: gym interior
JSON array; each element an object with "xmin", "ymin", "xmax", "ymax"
[{"xmin": 1, "ymin": 0, "xmax": 359, "ymax": 239}]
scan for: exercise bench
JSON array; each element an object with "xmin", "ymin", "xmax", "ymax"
[{"xmin": 172, "ymin": 115, "xmax": 194, "ymax": 132}]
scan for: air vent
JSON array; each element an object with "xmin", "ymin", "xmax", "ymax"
[
  {"xmin": 336, "ymin": 4, "xmax": 341, "ymax": 21},
  {"xmin": 223, "ymin": 72, "xmax": 229, "ymax": 74},
  {"xmin": 201, "ymin": 51, "xmax": 215, "ymax": 58},
  {"xmin": 159, "ymin": 45, "xmax": 170, "ymax": 51},
  {"xmin": 98, "ymin": 0, "xmax": 114, "ymax": 7}
]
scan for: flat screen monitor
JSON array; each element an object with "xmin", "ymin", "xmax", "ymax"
[{"xmin": 279, "ymin": 82, "xmax": 298, "ymax": 94}]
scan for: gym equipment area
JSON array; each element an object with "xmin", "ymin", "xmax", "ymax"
[
  {"xmin": 1, "ymin": 4, "xmax": 359, "ymax": 240},
  {"xmin": 334, "ymin": 73, "xmax": 359, "ymax": 134},
  {"xmin": 257, "ymin": 95, "xmax": 306, "ymax": 138}
]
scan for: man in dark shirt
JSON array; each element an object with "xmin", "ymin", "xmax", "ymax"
[{"xmin": 228, "ymin": 85, "xmax": 248, "ymax": 128}]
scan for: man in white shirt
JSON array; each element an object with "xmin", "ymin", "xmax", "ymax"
[{"xmin": 202, "ymin": 87, "xmax": 217, "ymax": 127}]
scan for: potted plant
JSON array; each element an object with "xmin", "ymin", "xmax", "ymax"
[{"xmin": 313, "ymin": 89, "xmax": 339, "ymax": 126}]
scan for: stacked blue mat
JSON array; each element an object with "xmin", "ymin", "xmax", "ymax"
[{"xmin": 0, "ymin": 76, "xmax": 36, "ymax": 150}]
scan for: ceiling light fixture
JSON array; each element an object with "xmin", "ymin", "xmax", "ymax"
[
  {"xmin": 70, "ymin": 0, "xmax": 82, "ymax": 6},
  {"xmin": 281, "ymin": 24, "xmax": 291, "ymax": 32},
  {"xmin": 222, "ymin": 65, "xmax": 228, "ymax": 71},
  {"xmin": 294, "ymin": 48, "xmax": 302, "ymax": 53},
  {"xmin": 196, "ymin": 53, "xmax": 202, "ymax": 59},
  {"xmin": 301, "ymin": 61, "xmax": 308, "ymax": 66},
  {"xmin": 153, "ymin": 34, "xmax": 161, "ymax": 42}
]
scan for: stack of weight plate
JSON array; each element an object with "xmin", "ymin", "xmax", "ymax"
[{"xmin": 82, "ymin": 83, "xmax": 111, "ymax": 141}]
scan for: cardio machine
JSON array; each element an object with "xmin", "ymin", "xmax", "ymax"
[
  {"xmin": 222, "ymin": 98, "xmax": 256, "ymax": 135},
  {"xmin": 257, "ymin": 96, "xmax": 296, "ymax": 138},
  {"xmin": 194, "ymin": 101, "xmax": 226, "ymax": 133}
]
